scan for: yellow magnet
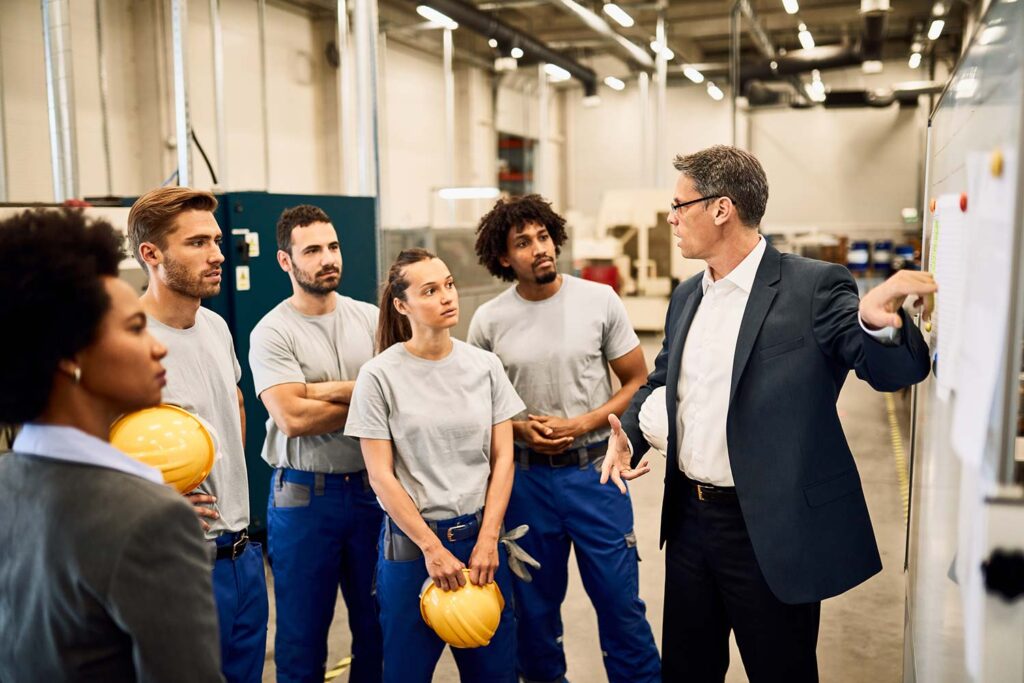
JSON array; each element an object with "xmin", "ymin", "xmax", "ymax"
[
  {"xmin": 991, "ymin": 149, "xmax": 1004, "ymax": 177},
  {"xmin": 924, "ymin": 321, "xmax": 933, "ymax": 333}
]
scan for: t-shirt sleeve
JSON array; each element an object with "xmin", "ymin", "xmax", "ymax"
[
  {"xmin": 249, "ymin": 321, "xmax": 305, "ymax": 397},
  {"xmin": 466, "ymin": 311, "xmax": 491, "ymax": 351},
  {"xmin": 602, "ymin": 287, "xmax": 641, "ymax": 361},
  {"xmin": 344, "ymin": 369, "xmax": 393, "ymax": 440},
  {"xmin": 488, "ymin": 354, "xmax": 525, "ymax": 424}
]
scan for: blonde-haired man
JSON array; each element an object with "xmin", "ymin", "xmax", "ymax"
[{"xmin": 129, "ymin": 187, "xmax": 268, "ymax": 683}]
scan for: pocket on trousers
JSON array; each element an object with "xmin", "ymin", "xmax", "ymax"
[
  {"xmin": 625, "ymin": 530, "xmax": 641, "ymax": 562},
  {"xmin": 803, "ymin": 469, "xmax": 860, "ymax": 508},
  {"xmin": 759, "ymin": 335, "xmax": 805, "ymax": 360},
  {"xmin": 272, "ymin": 480, "xmax": 311, "ymax": 508},
  {"xmin": 383, "ymin": 523, "xmax": 424, "ymax": 562}
]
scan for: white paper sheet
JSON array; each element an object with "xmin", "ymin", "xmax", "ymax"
[
  {"xmin": 950, "ymin": 150, "xmax": 1017, "ymax": 469},
  {"xmin": 932, "ymin": 194, "xmax": 969, "ymax": 400}
]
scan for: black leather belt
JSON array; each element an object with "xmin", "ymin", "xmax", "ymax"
[
  {"xmin": 516, "ymin": 440, "xmax": 608, "ymax": 469},
  {"xmin": 688, "ymin": 480, "xmax": 738, "ymax": 503},
  {"xmin": 215, "ymin": 530, "xmax": 249, "ymax": 561}
]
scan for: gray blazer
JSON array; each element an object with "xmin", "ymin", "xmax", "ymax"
[{"xmin": 0, "ymin": 453, "xmax": 224, "ymax": 682}]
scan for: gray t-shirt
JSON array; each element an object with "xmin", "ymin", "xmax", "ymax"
[
  {"xmin": 344, "ymin": 340, "xmax": 525, "ymax": 521},
  {"xmin": 468, "ymin": 274, "xmax": 640, "ymax": 448},
  {"xmin": 148, "ymin": 307, "xmax": 249, "ymax": 540},
  {"xmin": 249, "ymin": 294, "xmax": 378, "ymax": 474}
]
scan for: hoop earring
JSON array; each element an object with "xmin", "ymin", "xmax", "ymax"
[{"xmin": 72, "ymin": 367, "xmax": 82, "ymax": 384}]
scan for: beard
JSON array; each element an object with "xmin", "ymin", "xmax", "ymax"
[
  {"xmin": 163, "ymin": 257, "xmax": 220, "ymax": 298},
  {"xmin": 294, "ymin": 264, "xmax": 340, "ymax": 296},
  {"xmin": 534, "ymin": 269, "xmax": 558, "ymax": 285}
]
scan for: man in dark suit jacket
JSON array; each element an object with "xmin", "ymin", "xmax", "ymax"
[{"xmin": 601, "ymin": 146, "xmax": 935, "ymax": 682}]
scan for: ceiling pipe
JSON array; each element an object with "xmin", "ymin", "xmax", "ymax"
[
  {"xmin": 404, "ymin": 0, "xmax": 598, "ymax": 95},
  {"xmin": 546, "ymin": 0, "xmax": 654, "ymax": 69}
]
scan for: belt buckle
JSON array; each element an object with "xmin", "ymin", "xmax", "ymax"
[
  {"xmin": 231, "ymin": 531, "xmax": 248, "ymax": 560},
  {"xmin": 547, "ymin": 453, "xmax": 568, "ymax": 468},
  {"xmin": 696, "ymin": 484, "xmax": 706, "ymax": 502},
  {"xmin": 446, "ymin": 523, "xmax": 468, "ymax": 542}
]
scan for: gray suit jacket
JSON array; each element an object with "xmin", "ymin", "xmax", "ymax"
[{"xmin": 0, "ymin": 453, "xmax": 223, "ymax": 682}]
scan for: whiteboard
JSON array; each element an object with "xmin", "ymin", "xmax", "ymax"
[{"xmin": 907, "ymin": 0, "xmax": 1024, "ymax": 680}]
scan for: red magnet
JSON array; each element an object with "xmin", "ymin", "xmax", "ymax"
[
  {"xmin": 960, "ymin": 192, "xmax": 968, "ymax": 212},
  {"xmin": 929, "ymin": 197, "xmax": 936, "ymax": 214}
]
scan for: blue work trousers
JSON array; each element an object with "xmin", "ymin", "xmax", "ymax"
[
  {"xmin": 267, "ymin": 468, "xmax": 384, "ymax": 683},
  {"xmin": 375, "ymin": 513, "xmax": 518, "ymax": 683},
  {"xmin": 506, "ymin": 455, "xmax": 661, "ymax": 683},
  {"xmin": 212, "ymin": 532, "xmax": 269, "ymax": 683}
]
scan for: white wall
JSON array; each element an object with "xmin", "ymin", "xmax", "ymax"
[{"xmin": 0, "ymin": 0, "xmax": 564, "ymax": 229}]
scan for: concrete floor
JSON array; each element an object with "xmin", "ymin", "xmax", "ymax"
[{"xmin": 260, "ymin": 334, "xmax": 912, "ymax": 682}]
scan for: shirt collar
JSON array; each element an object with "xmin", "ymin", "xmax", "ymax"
[
  {"xmin": 701, "ymin": 235, "xmax": 767, "ymax": 295},
  {"xmin": 13, "ymin": 423, "xmax": 165, "ymax": 485}
]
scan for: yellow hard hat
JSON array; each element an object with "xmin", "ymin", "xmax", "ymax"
[
  {"xmin": 110, "ymin": 404, "xmax": 215, "ymax": 494},
  {"xmin": 419, "ymin": 569, "xmax": 505, "ymax": 649}
]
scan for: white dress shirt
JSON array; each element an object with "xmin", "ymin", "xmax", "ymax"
[
  {"xmin": 674, "ymin": 238, "xmax": 898, "ymax": 486},
  {"xmin": 13, "ymin": 423, "xmax": 164, "ymax": 485},
  {"xmin": 676, "ymin": 238, "xmax": 767, "ymax": 486}
]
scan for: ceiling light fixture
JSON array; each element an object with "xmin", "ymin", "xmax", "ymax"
[
  {"xmin": 798, "ymin": 23, "xmax": 815, "ymax": 50},
  {"xmin": 511, "ymin": 46, "xmax": 524, "ymax": 59},
  {"xmin": 782, "ymin": 0, "xmax": 800, "ymax": 14},
  {"xmin": 706, "ymin": 81, "xmax": 724, "ymax": 100},
  {"xmin": 544, "ymin": 63, "xmax": 572, "ymax": 82},
  {"xmin": 602, "ymin": 3, "xmax": 635, "ymax": 28},
  {"xmin": 488, "ymin": 38, "xmax": 498, "ymax": 48},
  {"xmin": 416, "ymin": 5, "xmax": 458, "ymax": 30},
  {"xmin": 683, "ymin": 65, "xmax": 705, "ymax": 83},
  {"xmin": 650, "ymin": 40, "xmax": 675, "ymax": 60},
  {"xmin": 438, "ymin": 186, "xmax": 501, "ymax": 200},
  {"xmin": 604, "ymin": 75, "xmax": 626, "ymax": 90},
  {"xmin": 908, "ymin": 51, "xmax": 922, "ymax": 68},
  {"xmin": 928, "ymin": 19, "xmax": 944, "ymax": 40}
]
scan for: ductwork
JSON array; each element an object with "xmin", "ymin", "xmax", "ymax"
[
  {"xmin": 406, "ymin": 0, "xmax": 598, "ymax": 96},
  {"xmin": 42, "ymin": 0, "xmax": 79, "ymax": 202},
  {"xmin": 679, "ymin": 0, "xmax": 892, "ymax": 103}
]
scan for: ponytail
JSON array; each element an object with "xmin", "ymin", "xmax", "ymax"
[{"xmin": 376, "ymin": 248, "xmax": 436, "ymax": 352}]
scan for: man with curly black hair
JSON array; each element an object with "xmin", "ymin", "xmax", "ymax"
[
  {"xmin": 468, "ymin": 195, "xmax": 660, "ymax": 683},
  {"xmin": 0, "ymin": 209, "xmax": 223, "ymax": 682}
]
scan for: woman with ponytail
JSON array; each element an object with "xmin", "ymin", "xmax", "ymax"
[{"xmin": 345, "ymin": 248, "xmax": 524, "ymax": 682}]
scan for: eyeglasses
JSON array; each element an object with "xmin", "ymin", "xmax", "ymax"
[{"xmin": 669, "ymin": 196, "xmax": 724, "ymax": 215}]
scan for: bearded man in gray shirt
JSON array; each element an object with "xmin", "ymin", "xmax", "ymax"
[
  {"xmin": 467, "ymin": 195, "xmax": 660, "ymax": 683},
  {"xmin": 128, "ymin": 187, "xmax": 268, "ymax": 683},
  {"xmin": 249, "ymin": 205, "xmax": 383, "ymax": 683}
]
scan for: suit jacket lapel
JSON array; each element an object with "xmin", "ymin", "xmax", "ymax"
[
  {"xmin": 730, "ymin": 244, "xmax": 782, "ymax": 402},
  {"xmin": 667, "ymin": 285, "xmax": 703, "ymax": 393}
]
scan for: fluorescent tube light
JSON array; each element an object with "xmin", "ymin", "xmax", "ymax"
[
  {"xmin": 602, "ymin": 3, "xmax": 635, "ymax": 28},
  {"xmin": 706, "ymin": 82, "xmax": 724, "ymax": 100},
  {"xmin": 927, "ymin": 19, "xmax": 944, "ymax": 40},
  {"xmin": 438, "ymin": 187, "xmax": 501, "ymax": 200},
  {"xmin": 604, "ymin": 76, "xmax": 626, "ymax": 90},
  {"xmin": 650, "ymin": 41, "xmax": 675, "ymax": 60},
  {"xmin": 488, "ymin": 38, "xmax": 498, "ymax": 48},
  {"xmin": 683, "ymin": 65, "xmax": 705, "ymax": 83},
  {"xmin": 544, "ymin": 63, "xmax": 572, "ymax": 82},
  {"xmin": 908, "ymin": 52, "xmax": 922, "ymax": 68},
  {"xmin": 782, "ymin": 0, "xmax": 799, "ymax": 14},
  {"xmin": 416, "ymin": 5, "xmax": 458, "ymax": 29},
  {"xmin": 798, "ymin": 24, "xmax": 815, "ymax": 49},
  {"xmin": 511, "ymin": 46, "xmax": 524, "ymax": 59}
]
